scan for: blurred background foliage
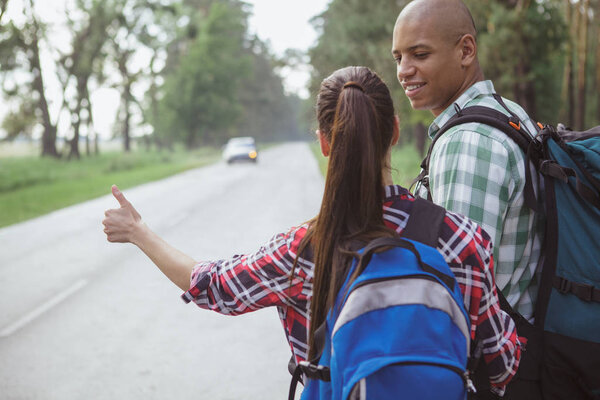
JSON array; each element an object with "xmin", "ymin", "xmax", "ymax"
[
  {"xmin": 0, "ymin": 0, "xmax": 303, "ymax": 158},
  {"xmin": 0, "ymin": 0, "xmax": 599, "ymax": 159}
]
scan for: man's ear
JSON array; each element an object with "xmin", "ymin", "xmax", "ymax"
[
  {"xmin": 392, "ymin": 115, "xmax": 400, "ymax": 146},
  {"xmin": 459, "ymin": 34, "xmax": 477, "ymax": 67},
  {"xmin": 317, "ymin": 130, "xmax": 330, "ymax": 157}
]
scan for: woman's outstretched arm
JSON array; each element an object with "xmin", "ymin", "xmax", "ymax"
[{"xmin": 102, "ymin": 185, "xmax": 196, "ymax": 291}]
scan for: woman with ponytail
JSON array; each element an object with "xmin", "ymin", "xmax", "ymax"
[{"xmin": 103, "ymin": 66, "xmax": 521, "ymax": 393}]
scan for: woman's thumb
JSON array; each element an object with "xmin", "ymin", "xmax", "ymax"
[{"xmin": 111, "ymin": 185, "xmax": 129, "ymax": 208}]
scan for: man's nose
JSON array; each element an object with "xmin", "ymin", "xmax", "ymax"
[{"xmin": 397, "ymin": 58, "xmax": 415, "ymax": 81}]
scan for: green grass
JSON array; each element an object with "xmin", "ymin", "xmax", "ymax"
[
  {"xmin": 309, "ymin": 142, "xmax": 423, "ymax": 189},
  {"xmin": 0, "ymin": 148, "xmax": 220, "ymax": 228},
  {"xmin": 1, "ymin": 142, "xmax": 423, "ymax": 228},
  {"xmin": 389, "ymin": 144, "xmax": 424, "ymax": 189}
]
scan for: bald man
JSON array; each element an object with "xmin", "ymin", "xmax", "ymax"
[{"xmin": 392, "ymin": 0, "xmax": 544, "ymax": 399}]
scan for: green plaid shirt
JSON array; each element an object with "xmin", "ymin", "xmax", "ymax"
[{"xmin": 416, "ymin": 80, "xmax": 543, "ymax": 320}]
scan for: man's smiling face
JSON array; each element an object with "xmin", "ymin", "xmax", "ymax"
[{"xmin": 391, "ymin": 8, "xmax": 470, "ymax": 116}]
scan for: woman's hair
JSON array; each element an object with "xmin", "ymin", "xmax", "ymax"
[{"xmin": 302, "ymin": 66, "xmax": 397, "ymax": 359}]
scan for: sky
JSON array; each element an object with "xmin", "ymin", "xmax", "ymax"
[
  {"xmin": 245, "ymin": 0, "xmax": 330, "ymax": 96},
  {"xmin": 2, "ymin": 0, "xmax": 331, "ymax": 139},
  {"xmin": 247, "ymin": 0, "xmax": 327, "ymax": 55}
]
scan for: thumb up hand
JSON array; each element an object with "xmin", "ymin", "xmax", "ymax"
[
  {"xmin": 111, "ymin": 185, "xmax": 141, "ymax": 220},
  {"xmin": 103, "ymin": 185, "xmax": 143, "ymax": 243}
]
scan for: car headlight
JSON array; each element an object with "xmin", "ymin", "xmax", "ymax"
[{"xmin": 249, "ymin": 151, "xmax": 257, "ymax": 159}]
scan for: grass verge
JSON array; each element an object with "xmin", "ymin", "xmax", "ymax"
[
  {"xmin": 309, "ymin": 142, "xmax": 423, "ymax": 189},
  {"xmin": 0, "ymin": 148, "xmax": 220, "ymax": 228}
]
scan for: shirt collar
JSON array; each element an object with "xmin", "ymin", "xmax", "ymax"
[
  {"xmin": 384, "ymin": 184, "xmax": 412, "ymax": 200},
  {"xmin": 428, "ymin": 80, "xmax": 496, "ymax": 138}
]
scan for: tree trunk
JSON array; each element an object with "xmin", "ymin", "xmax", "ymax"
[
  {"xmin": 68, "ymin": 78, "xmax": 87, "ymax": 160},
  {"xmin": 510, "ymin": 0, "xmax": 536, "ymax": 117},
  {"xmin": 85, "ymin": 89, "xmax": 99, "ymax": 155},
  {"xmin": 187, "ymin": 123, "xmax": 197, "ymax": 149},
  {"xmin": 596, "ymin": 18, "xmax": 600, "ymax": 124},
  {"xmin": 575, "ymin": 0, "xmax": 590, "ymax": 130},
  {"xmin": 513, "ymin": 55, "xmax": 537, "ymax": 117},
  {"xmin": 0, "ymin": 0, "xmax": 8, "ymax": 24},
  {"xmin": 85, "ymin": 110, "xmax": 91, "ymax": 157},
  {"xmin": 82, "ymin": 88, "xmax": 96, "ymax": 156},
  {"xmin": 68, "ymin": 109, "xmax": 81, "ymax": 160},
  {"xmin": 123, "ymin": 82, "xmax": 132, "ymax": 152},
  {"xmin": 116, "ymin": 50, "xmax": 134, "ymax": 152},
  {"xmin": 560, "ymin": 0, "xmax": 575, "ymax": 127},
  {"xmin": 28, "ymin": 6, "xmax": 59, "ymax": 158},
  {"xmin": 148, "ymin": 55, "xmax": 161, "ymax": 149}
]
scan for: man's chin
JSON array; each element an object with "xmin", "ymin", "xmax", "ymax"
[
  {"xmin": 407, "ymin": 99, "xmax": 428, "ymax": 111},
  {"xmin": 405, "ymin": 97, "xmax": 438, "ymax": 113}
]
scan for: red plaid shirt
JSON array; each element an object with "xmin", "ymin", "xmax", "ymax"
[{"xmin": 182, "ymin": 185, "xmax": 521, "ymax": 389}]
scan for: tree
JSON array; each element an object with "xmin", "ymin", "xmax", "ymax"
[
  {"xmin": 575, "ymin": 0, "xmax": 591, "ymax": 130},
  {"xmin": 575, "ymin": 0, "xmax": 590, "ymax": 130},
  {"xmin": 108, "ymin": 0, "xmax": 178, "ymax": 152},
  {"xmin": 469, "ymin": 0, "xmax": 567, "ymax": 123},
  {"xmin": 110, "ymin": 0, "xmax": 144, "ymax": 152},
  {"xmin": 309, "ymin": 0, "xmax": 403, "ymax": 97},
  {"xmin": 155, "ymin": 1, "xmax": 251, "ymax": 147},
  {"xmin": 0, "ymin": 0, "xmax": 8, "ymax": 24},
  {"xmin": 125, "ymin": 1, "xmax": 181, "ymax": 150},
  {"xmin": 596, "ymin": 2, "xmax": 600, "ymax": 124},
  {"xmin": 560, "ymin": 0, "xmax": 575, "ymax": 126},
  {"xmin": 58, "ymin": 0, "xmax": 117, "ymax": 159},
  {"xmin": 1, "ymin": 97, "xmax": 37, "ymax": 140},
  {"xmin": 557, "ymin": 0, "xmax": 599, "ymax": 129},
  {"xmin": 235, "ymin": 39, "xmax": 301, "ymax": 142},
  {"xmin": 308, "ymin": 0, "xmax": 431, "ymax": 143},
  {"xmin": 0, "ymin": 0, "xmax": 59, "ymax": 157}
]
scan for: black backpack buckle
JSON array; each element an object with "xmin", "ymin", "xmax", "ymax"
[
  {"xmin": 298, "ymin": 361, "xmax": 331, "ymax": 382},
  {"xmin": 557, "ymin": 277, "xmax": 571, "ymax": 294},
  {"xmin": 554, "ymin": 277, "xmax": 598, "ymax": 302}
]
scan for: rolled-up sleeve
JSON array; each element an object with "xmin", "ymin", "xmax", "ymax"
[
  {"xmin": 181, "ymin": 225, "xmax": 311, "ymax": 315},
  {"xmin": 476, "ymin": 241, "xmax": 522, "ymax": 391},
  {"xmin": 445, "ymin": 213, "xmax": 521, "ymax": 393}
]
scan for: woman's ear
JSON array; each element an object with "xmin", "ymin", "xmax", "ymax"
[
  {"xmin": 317, "ymin": 130, "xmax": 330, "ymax": 157},
  {"xmin": 392, "ymin": 116, "xmax": 400, "ymax": 146}
]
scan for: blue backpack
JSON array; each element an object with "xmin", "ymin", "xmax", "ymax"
[
  {"xmin": 415, "ymin": 95, "xmax": 600, "ymax": 397},
  {"xmin": 289, "ymin": 199, "xmax": 472, "ymax": 400}
]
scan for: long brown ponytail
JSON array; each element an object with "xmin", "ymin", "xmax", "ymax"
[{"xmin": 304, "ymin": 66, "xmax": 396, "ymax": 359}]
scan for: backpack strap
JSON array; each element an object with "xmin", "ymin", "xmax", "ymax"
[
  {"xmin": 289, "ymin": 359, "xmax": 331, "ymax": 400},
  {"xmin": 288, "ymin": 365, "xmax": 303, "ymax": 400},
  {"xmin": 288, "ymin": 319, "xmax": 331, "ymax": 399},
  {"xmin": 402, "ymin": 197, "xmax": 446, "ymax": 248},
  {"xmin": 359, "ymin": 237, "xmax": 455, "ymax": 289},
  {"xmin": 415, "ymin": 98, "xmax": 541, "ymax": 212},
  {"xmin": 539, "ymin": 158, "xmax": 600, "ymax": 209},
  {"xmin": 289, "ymin": 322, "xmax": 330, "ymax": 374},
  {"xmin": 400, "ymin": 198, "xmax": 457, "ymax": 289},
  {"xmin": 553, "ymin": 276, "xmax": 600, "ymax": 303}
]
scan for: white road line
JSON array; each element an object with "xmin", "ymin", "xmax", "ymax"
[{"xmin": 0, "ymin": 279, "xmax": 89, "ymax": 338}]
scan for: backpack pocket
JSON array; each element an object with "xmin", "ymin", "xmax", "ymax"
[{"xmin": 348, "ymin": 362, "xmax": 466, "ymax": 400}]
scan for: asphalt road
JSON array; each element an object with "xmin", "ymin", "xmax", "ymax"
[{"xmin": 0, "ymin": 142, "xmax": 324, "ymax": 400}]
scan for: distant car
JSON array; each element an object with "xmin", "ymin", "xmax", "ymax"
[{"xmin": 223, "ymin": 137, "xmax": 258, "ymax": 164}]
